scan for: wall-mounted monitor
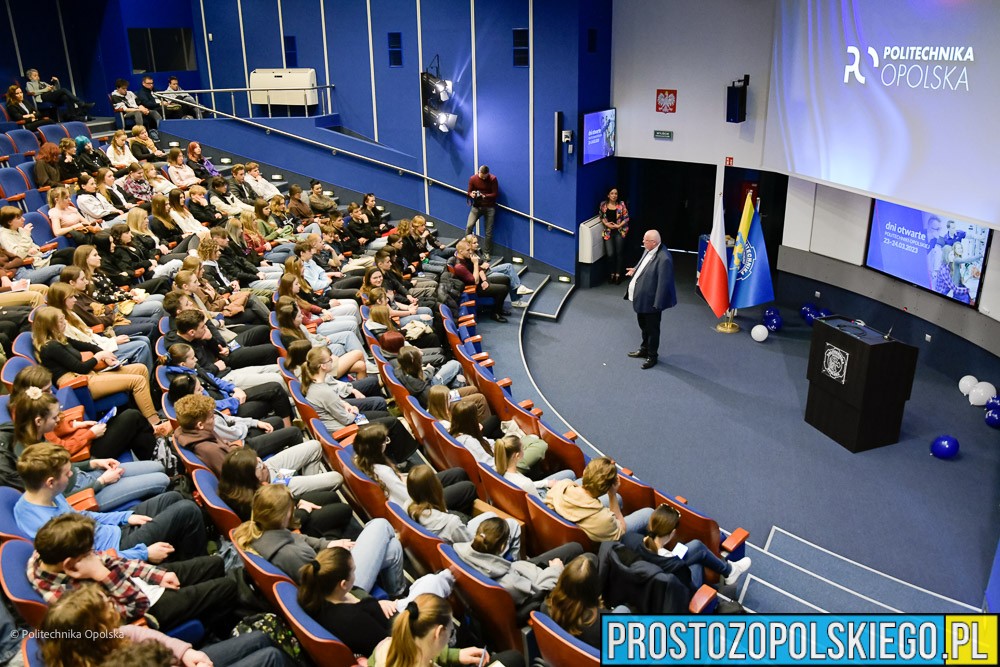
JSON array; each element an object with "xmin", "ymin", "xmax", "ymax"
[
  {"xmin": 581, "ymin": 108, "xmax": 616, "ymax": 165},
  {"xmin": 865, "ymin": 199, "xmax": 991, "ymax": 309}
]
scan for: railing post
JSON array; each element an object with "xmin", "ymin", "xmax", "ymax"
[
  {"xmin": 266, "ymin": 91, "xmax": 271, "ymax": 119},
  {"xmin": 230, "ymin": 91, "xmax": 235, "ymax": 117}
]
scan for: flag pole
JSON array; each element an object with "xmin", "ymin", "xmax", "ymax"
[{"xmin": 716, "ymin": 308, "xmax": 740, "ymax": 333}]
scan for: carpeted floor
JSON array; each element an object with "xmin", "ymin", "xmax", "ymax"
[{"xmin": 520, "ymin": 255, "xmax": 1000, "ymax": 607}]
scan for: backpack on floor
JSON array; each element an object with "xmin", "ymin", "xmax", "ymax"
[
  {"xmin": 231, "ymin": 612, "xmax": 302, "ymax": 662},
  {"xmin": 153, "ymin": 435, "xmax": 179, "ymax": 477}
]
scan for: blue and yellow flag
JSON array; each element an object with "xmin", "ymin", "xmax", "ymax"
[{"xmin": 728, "ymin": 194, "xmax": 774, "ymax": 309}]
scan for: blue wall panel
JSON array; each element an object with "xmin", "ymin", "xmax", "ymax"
[
  {"xmin": 202, "ymin": 1, "xmax": 249, "ymax": 117},
  {"xmin": 473, "ymin": 0, "xmax": 530, "ymax": 259},
  {"xmin": 326, "ymin": 0, "xmax": 376, "ymax": 139},
  {"xmin": 242, "ymin": 0, "xmax": 283, "ymax": 115},
  {"xmin": 280, "ymin": 0, "xmax": 331, "ymax": 106},
  {"xmin": 0, "ymin": 7, "xmax": 17, "ymax": 90},
  {"xmin": 10, "ymin": 0, "xmax": 68, "ymax": 90},
  {"xmin": 370, "ymin": 0, "xmax": 421, "ymax": 160}
]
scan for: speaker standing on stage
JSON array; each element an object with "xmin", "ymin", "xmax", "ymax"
[
  {"xmin": 466, "ymin": 165, "xmax": 498, "ymax": 259},
  {"xmin": 625, "ymin": 230, "xmax": 676, "ymax": 369}
]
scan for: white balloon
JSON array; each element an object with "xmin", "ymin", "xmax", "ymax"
[
  {"xmin": 959, "ymin": 375, "xmax": 978, "ymax": 395},
  {"xmin": 969, "ymin": 382, "xmax": 997, "ymax": 406},
  {"xmin": 751, "ymin": 325, "xmax": 769, "ymax": 342}
]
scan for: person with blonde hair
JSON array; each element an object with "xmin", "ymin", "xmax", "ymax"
[
  {"xmin": 127, "ymin": 124, "xmax": 166, "ymax": 164},
  {"xmin": 493, "ymin": 435, "xmax": 574, "ymax": 499},
  {"xmin": 0, "ymin": 206, "xmax": 68, "ymax": 284},
  {"xmin": 47, "ymin": 187, "xmax": 99, "ymax": 246},
  {"xmin": 104, "ymin": 129, "xmax": 138, "ymax": 174},
  {"xmin": 233, "ymin": 483, "xmax": 406, "ymax": 594}
]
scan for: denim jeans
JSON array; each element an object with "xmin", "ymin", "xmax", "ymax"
[
  {"xmin": 682, "ymin": 539, "xmax": 733, "ymax": 589},
  {"xmin": 317, "ymin": 318, "xmax": 361, "ymax": 338},
  {"xmin": 431, "ymin": 360, "xmax": 464, "ymax": 387},
  {"xmin": 130, "ymin": 297, "xmax": 165, "ymax": 318},
  {"xmin": 249, "ymin": 279, "xmax": 279, "ymax": 291},
  {"xmin": 351, "ymin": 517, "xmax": 405, "ymax": 597},
  {"xmin": 202, "ymin": 631, "xmax": 285, "ymax": 667},
  {"xmin": 265, "ymin": 440, "xmax": 344, "ymax": 495},
  {"xmin": 16, "ymin": 264, "xmax": 65, "ymax": 285},
  {"xmin": 73, "ymin": 460, "xmax": 169, "ymax": 510},
  {"xmin": 324, "ymin": 330, "xmax": 364, "ymax": 355},
  {"xmin": 466, "ymin": 206, "xmax": 496, "ymax": 255},
  {"xmin": 624, "ymin": 506, "xmax": 655, "ymax": 534},
  {"xmin": 488, "ymin": 262, "xmax": 521, "ymax": 299},
  {"xmin": 116, "ymin": 339, "xmax": 153, "ymax": 375}
]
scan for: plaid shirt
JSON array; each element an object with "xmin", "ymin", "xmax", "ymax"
[{"xmin": 28, "ymin": 550, "xmax": 167, "ymax": 621}]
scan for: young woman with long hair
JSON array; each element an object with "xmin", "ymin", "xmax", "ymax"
[
  {"xmin": 33, "ymin": 142, "xmax": 62, "ymax": 189},
  {"xmin": 109, "ymin": 223, "xmax": 183, "ymax": 282},
  {"xmin": 406, "ymin": 464, "xmax": 520, "ymax": 556},
  {"xmin": 446, "ymin": 398, "xmax": 505, "ymax": 463},
  {"xmin": 540, "ymin": 553, "xmax": 616, "ymax": 649},
  {"xmin": 95, "ymin": 167, "xmax": 136, "ymax": 215},
  {"xmin": 32, "ymin": 307, "xmax": 169, "ymax": 434},
  {"xmin": 367, "ymin": 303, "xmax": 441, "ymax": 349},
  {"xmin": 144, "ymin": 162, "xmax": 175, "ymax": 195},
  {"xmin": 493, "ymin": 435, "xmax": 575, "ymax": 499},
  {"xmin": 168, "ymin": 187, "xmax": 206, "ymax": 235},
  {"xmin": 38, "ymin": 585, "xmax": 283, "ymax": 667},
  {"xmin": 46, "ymin": 186, "xmax": 98, "ymax": 246},
  {"xmin": 276, "ymin": 296, "xmax": 366, "ymax": 374},
  {"xmin": 217, "ymin": 447, "xmax": 353, "ymax": 538},
  {"xmin": 278, "ymin": 273, "xmax": 362, "ymax": 337},
  {"xmin": 352, "ymin": 422, "xmax": 474, "ymax": 515},
  {"xmin": 298, "ymin": 548, "xmax": 456, "ymax": 658},
  {"xmin": 9, "ymin": 386, "xmax": 167, "ymax": 508},
  {"xmin": 359, "ymin": 270, "xmax": 434, "ymax": 323},
  {"xmin": 57, "ymin": 265, "xmax": 159, "ymax": 341},
  {"xmin": 232, "ymin": 484, "xmax": 405, "ymax": 594},
  {"xmin": 72, "ymin": 244, "xmax": 166, "ymax": 318},
  {"xmin": 105, "ymin": 129, "xmax": 138, "ymax": 174}
]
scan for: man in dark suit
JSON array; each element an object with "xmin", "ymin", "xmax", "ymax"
[{"xmin": 625, "ymin": 230, "xmax": 677, "ymax": 369}]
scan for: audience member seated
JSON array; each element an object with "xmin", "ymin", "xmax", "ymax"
[
  {"xmin": 25, "ymin": 68, "xmax": 93, "ymax": 119},
  {"xmin": 219, "ymin": 447, "xmax": 353, "ymax": 539},
  {"xmin": 32, "ymin": 307, "xmax": 167, "ymax": 433},
  {"xmin": 76, "ymin": 172, "xmax": 126, "ymax": 227},
  {"xmin": 188, "ymin": 183, "xmax": 225, "ymax": 226},
  {"xmin": 545, "ymin": 457, "xmax": 653, "ymax": 542},
  {"xmin": 144, "ymin": 163, "xmax": 175, "ymax": 195},
  {"xmin": 58, "ymin": 265, "xmax": 160, "ymax": 342},
  {"xmin": 278, "ymin": 272, "xmax": 362, "ymax": 336},
  {"xmin": 111, "ymin": 78, "xmax": 161, "ymax": 139},
  {"xmin": 298, "ymin": 547, "xmax": 458, "ymax": 658},
  {"xmin": 406, "ymin": 465, "xmax": 520, "ymax": 556},
  {"xmin": 115, "ymin": 163, "xmax": 153, "ymax": 208},
  {"xmin": 34, "ymin": 142, "xmax": 63, "ymax": 189},
  {"xmin": 455, "ymin": 516, "xmax": 583, "ymax": 616},
  {"xmin": 451, "ymin": 240, "xmax": 511, "ymax": 323},
  {"xmin": 620, "ymin": 503, "xmax": 751, "ymax": 590},
  {"xmin": 166, "ymin": 147, "xmax": 201, "ymax": 189},
  {"xmin": 493, "ymin": 435, "xmax": 575, "ymax": 499},
  {"xmin": 148, "ymin": 193, "xmax": 196, "ymax": 254},
  {"xmin": 0, "ymin": 206, "xmax": 68, "ymax": 284},
  {"xmin": 47, "ymin": 188, "xmax": 97, "ymax": 246},
  {"xmin": 461, "ymin": 233, "xmax": 532, "ymax": 301},
  {"xmin": 14, "ymin": 443, "xmax": 206, "ymax": 562},
  {"xmin": 104, "ymin": 129, "xmax": 139, "ymax": 176},
  {"xmin": 346, "ymin": 202, "xmax": 385, "ymax": 252},
  {"xmin": 360, "ymin": 193, "xmax": 388, "ymax": 236},
  {"xmin": 228, "ymin": 164, "xmax": 257, "ymax": 206},
  {"xmin": 276, "ymin": 297, "xmax": 366, "ymax": 371},
  {"xmin": 210, "ymin": 176, "xmax": 254, "ymax": 217},
  {"xmin": 74, "ymin": 136, "xmax": 114, "ymax": 177},
  {"xmin": 287, "ymin": 183, "xmax": 317, "ymax": 223},
  {"xmin": 367, "ymin": 287, "xmax": 434, "ymax": 327},
  {"xmin": 540, "ymin": 553, "xmax": 626, "ymax": 650},
  {"xmin": 233, "ymin": 483, "xmax": 406, "ymax": 595},
  {"xmin": 160, "ymin": 76, "xmax": 202, "ymax": 119},
  {"xmin": 30, "ymin": 514, "xmax": 237, "ymax": 632},
  {"xmin": 96, "ymin": 167, "xmax": 141, "ymax": 218},
  {"xmin": 393, "ymin": 348, "xmax": 489, "ymax": 419},
  {"xmin": 308, "ymin": 179, "xmax": 338, "ymax": 216},
  {"xmin": 38, "ymin": 585, "xmax": 283, "ymax": 667},
  {"xmin": 245, "ymin": 162, "xmax": 281, "ymax": 200},
  {"xmin": 186, "ymin": 141, "xmax": 219, "ymax": 181},
  {"xmin": 12, "ymin": 365, "xmax": 158, "ymax": 461},
  {"xmin": 127, "ymin": 125, "xmax": 166, "ymax": 164},
  {"xmin": 163, "ymin": 290, "xmax": 275, "ymax": 368},
  {"xmin": 353, "ymin": 423, "xmax": 473, "ymax": 511},
  {"xmin": 57, "ymin": 138, "xmax": 81, "ymax": 182},
  {"xmin": 5, "ymin": 84, "xmax": 53, "ymax": 130},
  {"xmin": 369, "ymin": 593, "xmax": 525, "ymax": 667},
  {"xmin": 368, "ymin": 303, "xmax": 441, "ymax": 351},
  {"xmin": 110, "ymin": 221, "xmax": 183, "ymax": 282},
  {"xmin": 71, "ymin": 244, "xmax": 167, "ymax": 319},
  {"xmin": 94, "ymin": 230, "xmax": 170, "ymax": 295}
]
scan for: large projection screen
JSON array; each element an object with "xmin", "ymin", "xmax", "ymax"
[{"xmin": 763, "ymin": 0, "xmax": 999, "ymax": 227}]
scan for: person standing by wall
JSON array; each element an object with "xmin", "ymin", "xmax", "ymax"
[{"xmin": 466, "ymin": 165, "xmax": 498, "ymax": 259}]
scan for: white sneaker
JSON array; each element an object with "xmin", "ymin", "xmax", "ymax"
[
  {"xmin": 723, "ymin": 557, "xmax": 751, "ymax": 585},
  {"xmin": 516, "ymin": 285, "xmax": 534, "ymax": 295},
  {"xmin": 511, "ymin": 300, "xmax": 529, "ymax": 308}
]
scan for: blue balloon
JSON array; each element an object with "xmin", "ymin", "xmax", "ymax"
[
  {"xmin": 804, "ymin": 311, "xmax": 816, "ymax": 326},
  {"xmin": 800, "ymin": 303, "xmax": 817, "ymax": 318},
  {"xmin": 764, "ymin": 314, "xmax": 783, "ymax": 332},
  {"xmin": 764, "ymin": 307, "xmax": 780, "ymax": 318},
  {"xmin": 986, "ymin": 396, "xmax": 1000, "ymax": 412},
  {"xmin": 930, "ymin": 435, "xmax": 960, "ymax": 460},
  {"xmin": 986, "ymin": 410, "xmax": 1000, "ymax": 429},
  {"xmin": 818, "ymin": 308, "xmax": 832, "ymax": 318}
]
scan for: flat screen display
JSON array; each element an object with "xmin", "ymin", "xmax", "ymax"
[
  {"xmin": 582, "ymin": 108, "xmax": 616, "ymax": 165},
  {"xmin": 865, "ymin": 199, "xmax": 991, "ymax": 308}
]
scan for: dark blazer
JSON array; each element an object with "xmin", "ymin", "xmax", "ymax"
[{"xmin": 628, "ymin": 245, "xmax": 677, "ymax": 313}]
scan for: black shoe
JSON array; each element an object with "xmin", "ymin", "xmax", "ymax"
[
  {"xmin": 82, "ymin": 102, "xmax": 96, "ymax": 109},
  {"xmin": 627, "ymin": 349, "xmax": 647, "ymax": 358},
  {"xmin": 641, "ymin": 357, "xmax": 658, "ymax": 369},
  {"xmin": 491, "ymin": 313, "xmax": 508, "ymax": 323}
]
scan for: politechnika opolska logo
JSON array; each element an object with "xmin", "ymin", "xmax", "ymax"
[{"xmin": 843, "ymin": 44, "xmax": 972, "ymax": 91}]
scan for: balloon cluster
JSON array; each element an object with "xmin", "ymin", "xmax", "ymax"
[
  {"xmin": 752, "ymin": 307, "xmax": 783, "ymax": 343},
  {"xmin": 799, "ymin": 303, "xmax": 832, "ymax": 327},
  {"xmin": 960, "ymin": 375, "xmax": 1000, "ymax": 429}
]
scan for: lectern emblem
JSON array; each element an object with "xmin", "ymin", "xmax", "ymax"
[{"xmin": 822, "ymin": 343, "xmax": 849, "ymax": 384}]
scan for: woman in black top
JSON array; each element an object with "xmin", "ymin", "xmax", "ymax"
[
  {"xmin": 5, "ymin": 85, "xmax": 53, "ymax": 131},
  {"xmin": 74, "ymin": 136, "xmax": 114, "ymax": 177},
  {"xmin": 57, "ymin": 138, "xmax": 81, "ymax": 182},
  {"xmin": 93, "ymin": 230, "xmax": 171, "ymax": 294},
  {"xmin": 32, "ymin": 307, "xmax": 165, "ymax": 430}
]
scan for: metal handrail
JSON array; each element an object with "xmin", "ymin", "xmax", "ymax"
[
  {"xmin": 154, "ymin": 92, "xmax": 575, "ymax": 236},
  {"xmin": 172, "ymin": 84, "xmax": 337, "ymax": 94}
]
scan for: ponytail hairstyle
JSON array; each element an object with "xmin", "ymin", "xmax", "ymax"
[
  {"xmin": 405, "ymin": 465, "xmax": 447, "ymax": 522},
  {"xmin": 232, "ymin": 484, "xmax": 298, "ymax": 551},
  {"xmin": 426, "ymin": 385, "xmax": 451, "ymax": 422},
  {"xmin": 494, "ymin": 435, "xmax": 522, "ymax": 474},
  {"xmin": 386, "ymin": 594, "xmax": 453, "ymax": 667},
  {"xmin": 642, "ymin": 504, "xmax": 681, "ymax": 554},
  {"xmin": 546, "ymin": 554, "xmax": 602, "ymax": 638},
  {"xmin": 396, "ymin": 346, "xmax": 424, "ymax": 381},
  {"xmin": 40, "ymin": 585, "xmax": 126, "ymax": 667},
  {"xmin": 470, "ymin": 517, "xmax": 510, "ymax": 556},
  {"xmin": 448, "ymin": 400, "xmax": 492, "ymax": 457},
  {"xmin": 300, "ymin": 345, "xmax": 332, "ymax": 396},
  {"xmin": 297, "ymin": 546, "xmax": 353, "ymax": 614},
  {"xmin": 352, "ymin": 422, "xmax": 396, "ymax": 498},
  {"xmin": 285, "ymin": 339, "xmax": 313, "ymax": 377},
  {"xmin": 11, "ymin": 387, "xmax": 59, "ymax": 446}
]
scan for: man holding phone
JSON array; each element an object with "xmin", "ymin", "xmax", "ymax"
[{"xmin": 24, "ymin": 69, "xmax": 94, "ymax": 120}]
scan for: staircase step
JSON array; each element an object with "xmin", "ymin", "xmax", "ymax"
[
  {"xmin": 739, "ymin": 575, "xmax": 826, "ymax": 613},
  {"xmin": 526, "ymin": 276, "xmax": 573, "ymax": 320},
  {"xmin": 743, "ymin": 541, "xmax": 897, "ymax": 613},
  {"xmin": 766, "ymin": 528, "xmax": 979, "ymax": 613}
]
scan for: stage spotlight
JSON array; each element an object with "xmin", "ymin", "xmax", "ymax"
[
  {"xmin": 423, "ymin": 106, "xmax": 457, "ymax": 133},
  {"xmin": 421, "ymin": 72, "xmax": 453, "ymax": 102}
]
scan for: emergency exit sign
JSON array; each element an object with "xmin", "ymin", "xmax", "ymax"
[{"xmin": 653, "ymin": 130, "xmax": 673, "ymax": 140}]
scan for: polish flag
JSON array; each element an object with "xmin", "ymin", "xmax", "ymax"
[{"xmin": 699, "ymin": 194, "xmax": 730, "ymax": 318}]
